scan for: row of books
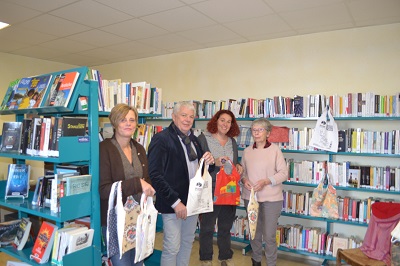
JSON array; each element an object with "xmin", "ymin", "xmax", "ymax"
[
  {"xmin": 285, "ymin": 159, "xmax": 400, "ymax": 191},
  {"xmin": 31, "ymin": 172, "xmax": 92, "ymax": 213},
  {"xmin": 30, "ymin": 221, "xmax": 93, "ymax": 265},
  {"xmin": 283, "ymin": 189, "xmax": 398, "ymax": 223},
  {"xmin": 86, "ymin": 69, "xmax": 163, "ymax": 114},
  {"xmin": 0, "ymin": 71, "xmax": 80, "ymax": 111},
  {"xmin": 161, "ymin": 92, "xmax": 400, "ymax": 119},
  {"xmin": 0, "ymin": 117, "xmax": 87, "ymax": 157},
  {"xmin": 276, "ymin": 224, "xmax": 361, "ymax": 257},
  {"xmin": 237, "ymin": 125, "xmax": 400, "ymax": 155}
]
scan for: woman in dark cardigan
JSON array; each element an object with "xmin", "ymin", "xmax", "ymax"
[{"xmin": 99, "ymin": 103, "xmax": 155, "ymax": 266}]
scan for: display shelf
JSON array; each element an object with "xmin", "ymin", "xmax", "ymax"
[{"xmin": 0, "ymin": 66, "xmax": 101, "ymax": 265}]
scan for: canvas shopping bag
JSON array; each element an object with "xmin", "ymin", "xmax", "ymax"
[
  {"xmin": 214, "ymin": 160, "xmax": 241, "ymax": 205},
  {"xmin": 134, "ymin": 194, "xmax": 158, "ymax": 263},
  {"xmin": 106, "ymin": 182, "xmax": 119, "ymax": 258},
  {"xmin": 247, "ymin": 188, "xmax": 259, "ymax": 240},
  {"xmin": 115, "ymin": 181, "xmax": 141, "ymax": 259},
  {"xmin": 309, "ymin": 106, "xmax": 339, "ymax": 152},
  {"xmin": 310, "ymin": 177, "xmax": 327, "ymax": 217},
  {"xmin": 186, "ymin": 158, "xmax": 213, "ymax": 216},
  {"xmin": 321, "ymin": 181, "xmax": 339, "ymax": 219}
]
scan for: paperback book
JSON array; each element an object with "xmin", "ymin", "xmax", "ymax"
[
  {"xmin": 30, "ymin": 221, "xmax": 58, "ymax": 264},
  {"xmin": 64, "ymin": 174, "xmax": 92, "ymax": 196},
  {"xmin": 0, "ymin": 122, "xmax": 23, "ymax": 153},
  {"xmin": 13, "ymin": 217, "xmax": 32, "ymax": 250},
  {"xmin": 5, "ymin": 164, "xmax": 31, "ymax": 199},
  {"xmin": 44, "ymin": 71, "xmax": 80, "ymax": 108},
  {"xmin": 0, "ymin": 78, "xmax": 20, "ymax": 110}
]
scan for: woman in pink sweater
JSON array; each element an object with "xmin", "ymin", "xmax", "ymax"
[{"xmin": 241, "ymin": 118, "xmax": 288, "ymax": 266}]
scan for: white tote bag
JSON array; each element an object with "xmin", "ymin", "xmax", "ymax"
[
  {"xmin": 134, "ymin": 194, "xmax": 158, "ymax": 263},
  {"xmin": 186, "ymin": 158, "xmax": 213, "ymax": 216},
  {"xmin": 309, "ymin": 106, "xmax": 339, "ymax": 152},
  {"xmin": 114, "ymin": 181, "xmax": 140, "ymax": 259}
]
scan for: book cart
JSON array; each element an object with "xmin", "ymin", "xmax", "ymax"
[
  {"xmin": 147, "ymin": 115, "xmax": 400, "ymax": 265},
  {"xmin": 0, "ymin": 66, "xmax": 101, "ymax": 265}
]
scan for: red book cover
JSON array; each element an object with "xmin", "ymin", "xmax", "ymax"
[
  {"xmin": 31, "ymin": 221, "xmax": 58, "ymax": 264},
  {"xmin": 343, "ymin": 197, "xmax": 349, "ymax": 221},
  {"xmin": 47, "ymin": 71, "xmax": 80, "ymax": 107}
]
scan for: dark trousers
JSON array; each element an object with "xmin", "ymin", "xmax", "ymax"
[{"xmin": 199, "ymin": 205, "xmax": 236, "ymax": 261}]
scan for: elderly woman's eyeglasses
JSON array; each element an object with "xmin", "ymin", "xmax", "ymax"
[{"xmin": 251, "ymin": 128, "xmax": 266, "ymax": 133}]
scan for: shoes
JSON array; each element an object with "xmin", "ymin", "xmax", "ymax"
[
  {"xmin": 220, "ymin": 258, "xmax": 235, "ymax": 266},
  {"xmin": 200, "ymin": 261, "xmax": 212, "ymax": 266},
  {"xmin": 251, "ymin": 258, "xmax": 261, "ymax": 266}
]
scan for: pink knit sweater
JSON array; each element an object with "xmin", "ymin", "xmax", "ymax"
[{"xmin": 241, "ymin": 143, "xmax": 288, "ymax": 202}]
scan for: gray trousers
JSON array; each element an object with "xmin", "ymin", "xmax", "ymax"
[{"xmin": 244, "ymin": 200, "xmax": 282, "ymax": 266}]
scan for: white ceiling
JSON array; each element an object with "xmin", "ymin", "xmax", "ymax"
[{"xmin": 1, "ymin": 0, "xmax": 399, "ymax": 67}]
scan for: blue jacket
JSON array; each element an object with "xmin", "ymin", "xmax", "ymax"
[{"xmin": 148, "ymin": 123, "xmax": 213, "ymax": 214}]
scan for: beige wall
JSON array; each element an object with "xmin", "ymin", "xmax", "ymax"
[
  {"xmin": 95, "ymin": 23, "xmax": 400, "ymax": 103},
  {"xmin": 0, "ymin": 23, "xmax": 399, "ymax": 180},
  {"xmin": 0, "ymin": 53, "xmax": 76, "ymax": 180}
]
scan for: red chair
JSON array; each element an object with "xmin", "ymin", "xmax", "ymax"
[{"xmin": 337, "ymin": 202, "xmax": 400, "ymax": 266}]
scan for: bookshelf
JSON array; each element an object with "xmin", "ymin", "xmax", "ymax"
[{"xmin": 0, "ymin": 66, "xmax": 101, "ymax": 265}]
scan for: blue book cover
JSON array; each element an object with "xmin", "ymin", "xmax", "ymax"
[{"xmin": 5, "ymin": 164, "xmax": 31, "ymax": 199}]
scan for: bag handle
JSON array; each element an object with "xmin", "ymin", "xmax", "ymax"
[{"xmin": 198, "ymin": 158, "xmax": 209, "ymax": 180}]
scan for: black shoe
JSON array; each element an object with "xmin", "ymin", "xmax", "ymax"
[{"xmin": 251, "ymin": 258, "xmax": 261, "ymax": 266}]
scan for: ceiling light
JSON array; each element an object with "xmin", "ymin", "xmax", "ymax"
[{"xmin": 0, "ymin": 22, "xmax": 10, "ymax": 30}]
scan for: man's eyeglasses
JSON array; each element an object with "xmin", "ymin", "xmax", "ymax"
[{"xmin": 251, "ymin": 128, "xmax": 266, "ymax": 133}]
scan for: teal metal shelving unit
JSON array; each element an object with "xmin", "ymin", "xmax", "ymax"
[
  {"xmin": 0, "ymin": 66, "xmax": 101, "ymax": 266},
  {"xmin": 131, "ymin": 111, "xmax": 400, "ymax": 264}
]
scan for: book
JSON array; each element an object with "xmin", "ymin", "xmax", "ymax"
[
  {"xmin": 348, "ymin": 167, "xmax": 361, "ymax": 188},
  {"xmin": 6, "ymin": 261, "xmax": 32, "ymax": 266},
  {"xmin": 0, "ymin": 220, "xmax": 22, "ymax": 246},
  {"xmin": 0, "ymin": 78, "xmax": 20, "ymax": 110},
  {"xmin": 1, "ymin": 122, "xmax": 22, "ymax": 153},
  {"xmin": 20, "ymin": 119, "xmax": 33, "ymax": 154},
  {"xmin": 5, "ymin": 164, "xmax": 31, "ymax": 199},
  {"xmin": 61, "ymin": 117, "xmax": 87, "ymax": 136},
  {"xmin": 56, "ymin": 164, "xmax": 89, "ymax": 175},
  {"xmin": 57, "ymin": 227, "xmax": 88, "ymax": 262},
  {"xmin": 27, "ymin": 74, "xmax": 53, "ymax": 108},
  {"xmin": 31, "ymin": 221, "xmax": 58, "ymax": 264},
  {"xmin": 332, "ymin": 236, "xmax": 349, "ymax": 257},
  {"xmin": 45, "ymin": 71, "xmax": 80, "ymax": 107},
  {"xmin": 64, "ymin": 174, "xmax": 92, "ymax": 196},
  {"xmin": 31, "ymin": 176, "xmax": 44, "ymax": 206},
  {"xmin": 6, "ymin": 77, "xmax": 32, "ymax": 110},
  {"xmin": 51, "ymin": 224, "xmax": 86, "ymax": 265},
  {"xmin": 66, "ymin": 228, "xmax": 94, "ymax": 254},
  {"xmin": 13, "ymin": 217, "xmax": 32, "ymax": 250}
]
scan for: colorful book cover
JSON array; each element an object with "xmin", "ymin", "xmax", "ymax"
[
  {"xmin": 31, "ymin": 221, "xmax": 58, "ymax": 264},
  {"xmin": 47, "ymin": 72, "xmax": 80, "ymax": 108},
  {"xmin": 27, "ymin": 74, "xmax": 53, "ymax": 108},
  {"xmin": 0, "ymin": 122, "xmax": 22, "ymax": 153},
  {"xmin": 7, "ymin": 77, "xmax": 32, "ymax": 110},
  {"xmin": 5, "ymin": 164, "xmax": 31, "ymax": 199},
  {"xmin": 0, "ymin": 78, "xmax": 20, "ymax": 110}
]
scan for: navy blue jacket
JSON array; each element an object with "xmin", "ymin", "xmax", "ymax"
[{"xmin": 148, "ymin": 123, "xmax": 213, "ymax": 214}]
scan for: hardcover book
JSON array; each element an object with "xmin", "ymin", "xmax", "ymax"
[
  {"xmin": 31, "ymin": 221, "xmax": 58, "ymax": 264},
  {"xmin": 1, "ymin": 122, "xmax": 23, "ymax": 153},
  {"xmin": 20, "ymin": 119, "xmax": 32, "ymax": 155},
  {"xmin": 9, "ymin": 75, "xmax": 52, "ymax": 109},
  {"xmin": 45, "ymin": 71, "xmax": 80, "ymax": 108},
  {"xmin": 347, "ymin": 167, "xmax": 361, "ymax": 188},
  {"xmin": 5, "ymin": 164, "xmax": 31, "ymax": 199},
  {"xmin": 13, "ymin": 217, "xmax": 32, "ymax": 250}
]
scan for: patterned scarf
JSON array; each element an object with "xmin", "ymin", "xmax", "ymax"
[{"xmin": 171, "ymin": 123, "xmax": 197, "ymax": 161}]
